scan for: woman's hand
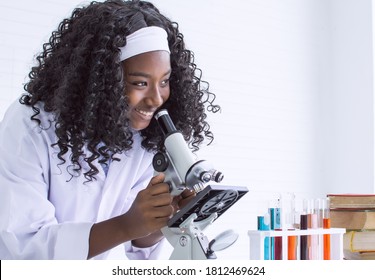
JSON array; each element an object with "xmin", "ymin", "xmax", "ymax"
[
  {"xmin": 171, "ymin": 188, "xmax": 196, "ymax": 213},
  {"xmin": 122, "ymin": 173, "xmax": 174, "ymax": 241},
  {"xmin": 87, "ymin": 173, "xmax": 172, "ymax": 258},
  {"xmin": 87, "ymin": 174, "xmax": 198, "ymax": 257}
]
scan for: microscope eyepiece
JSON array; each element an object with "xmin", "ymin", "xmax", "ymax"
[{"xmin": 154, "ymin": 109, "xmax": 177, "ymax": 135}]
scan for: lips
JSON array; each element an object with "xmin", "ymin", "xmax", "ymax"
[
  {"xmin": 135, "ymin": 108, "xmax": 155, "ymax": 118},
  {"xmin": 130, "ymin": 107, "xmax": 159, "ymax": 130}
]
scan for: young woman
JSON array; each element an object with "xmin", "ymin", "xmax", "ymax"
[{"xmin": 0, "ymin": 0, "xmax": 220, "ymax": 259}]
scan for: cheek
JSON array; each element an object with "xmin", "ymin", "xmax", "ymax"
[
  {"xmin": 126, "ymin": 91, "xmax": 139, "ymax": 107},
  {"xmin": 162, "ymin": 87, "xmax": 171, "ymax": 102}
]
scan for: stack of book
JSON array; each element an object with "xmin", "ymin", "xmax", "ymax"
[{"xmin": 327, "ymin": 194, "xmax": 375, "ymax": 260}]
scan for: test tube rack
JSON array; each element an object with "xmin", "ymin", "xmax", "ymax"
[{"xmin": 248, "ymin": 228, "xmax": 345, "ymax": 260}]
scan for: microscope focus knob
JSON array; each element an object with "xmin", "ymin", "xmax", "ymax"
[
  {"xmin": 200, "ymin": 172, "xmax": 212, "ymax": 183},
  {"xmin": 153, "ymin": 152, "xmax": 169, "ymax": 172},
  {"xmin": 213, "ymin": 171, "xmax": 224, "ymax": 183}
]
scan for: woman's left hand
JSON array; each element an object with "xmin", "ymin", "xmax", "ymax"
[{"xmin": 171, "ymin": 188, "xmax": 196, "ymax": 213}]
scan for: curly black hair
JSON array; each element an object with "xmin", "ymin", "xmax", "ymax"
[{"xmin": 19, "ymin": 0, "xmax": 220, "ymax": 182}]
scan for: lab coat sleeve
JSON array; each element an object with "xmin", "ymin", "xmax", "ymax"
[
  {"xmin": 0, "ymin": 104, "xmax": 92, "ymax": 259},
  {"xmin": 125, "ymin": 238, "xmax": 169, "ymax": 260}
]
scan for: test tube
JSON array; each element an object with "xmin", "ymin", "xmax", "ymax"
[
  {"xmin": 323, "ymin": 197, "xmax": 331, "ymax": 260},
  {"xmin": 269, "ymin": 198, "xmax": 282, "ymax": 260},
  {"xmin": 257, "ymin": 213, "xmax": 271, "ymax": 260},
  {"xmin": 314, "ymin": 198, "xmax": 323, "ymax": 259},
  {"xmin": 309, "ymin": 199, "xmax": 319, "ymax": 260},
  {"xmin": 284, "ymin": 193, "xmax": 298, "ymax": 260},
  {"xmin": 304, "ymin": 199, "xmax": 312, "ymax": 260},
  {"xmin": 300, "ymin": 212, "xmax": 308, "ymax": 260}
]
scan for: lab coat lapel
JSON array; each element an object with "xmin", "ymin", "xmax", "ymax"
[
  {"xmin": 95, "ymin": 152, "xmax": 130, "ymax": 221},
  {"xmin": 95, "ymin": 133, "xmax": 153, "ymax": 222}
]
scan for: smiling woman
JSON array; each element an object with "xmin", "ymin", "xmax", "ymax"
[
  {"xmin": 0, "ymin": 0, "xmax": 220, "ymax": 260},
  {"xmin": 124, "ymin": 50, "xmax": 171, "ymax": 131}
]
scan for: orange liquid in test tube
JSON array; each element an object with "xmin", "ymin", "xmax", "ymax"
[
  {"xmin": 284, "ymin": 193, "xmax": 298, "ymax": 260},
  {"xmin": 288, "ymin": 233, "xmax": 297, "ymax": 260},
  {"xmin": 323, "ymin": 197, "xmax": 331, "ymax": 260},
  {"xmin": 323, "ymin": 217, "xmax": 331, "ymax": 260}
]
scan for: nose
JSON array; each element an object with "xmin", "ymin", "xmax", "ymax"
[{"xmin": 145, "ymin": 85, "xmax": 164, "ymax": 107}]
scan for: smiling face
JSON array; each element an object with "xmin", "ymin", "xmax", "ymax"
[{"xmin": 123, "ymin": 50, "xmax": 171, "ymax": 131}]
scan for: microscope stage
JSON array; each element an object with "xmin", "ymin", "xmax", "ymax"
[{"xmin": 168, "ymin": 185, "xmax": 248, "ymax": 228}]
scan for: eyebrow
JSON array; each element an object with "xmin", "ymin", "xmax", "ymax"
[{"xmin": 127, "ymin": 69, "xmax": 172, "ymax": 78}]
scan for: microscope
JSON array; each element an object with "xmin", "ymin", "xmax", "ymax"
[{"xmin": 153, "ymin": 109, "xmax": 248, "ymax": 260}]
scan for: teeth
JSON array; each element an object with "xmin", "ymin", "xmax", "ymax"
[{"xmin": 136, "ymin": 108, "xmax": 154, "ymax": 117}]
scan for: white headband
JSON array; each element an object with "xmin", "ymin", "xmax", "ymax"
[{"xmin": 119, "ymin": 26, "xmax": 170, "ymax": 61}]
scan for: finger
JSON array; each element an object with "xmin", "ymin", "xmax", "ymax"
[
  {"xmin": 171, "ymin": 202, "xmax": 180, "ymax": 213},
  {"xmin": 172, "ymin": 195, "xmax": 182, "ymax": 204},
  {"xmin": 149, "ymin": 182, "xmax": 170, "ymax": 196},
  {"xmin": 171, "ymin": 195, "xmax": 181, "ymax": 209},
  {"xmin": 149, "ymin": 173, "xmax": 165, "ymax": 187},
  {"xmin": 178, "ymin": 195, "xmax": 196, "ymax": 209},
  {"xmin": 154, "ymin": 216, "xmax": 170, "ymax": 228},
  {"xmin": 180, "ymin": 188, "xmax": 196, "ymax": 199},
  {"xmin": 148, "ymin": 193, "xmax": 173, "ymax": 207},
  {"xmin": 152, "ymin": 205, "xmax": 174, "ymax": 219}
]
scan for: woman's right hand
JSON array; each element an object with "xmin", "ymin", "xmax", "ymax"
[
  {"xmin": 88, "ymin": 173, "xmax": 173, "ymax": 258},
  {"xmin": 120, "ymin": 173, "xmax": 173, "ymax": 240}
]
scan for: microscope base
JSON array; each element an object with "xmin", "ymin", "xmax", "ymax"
[{"xmin": 162, "ymin": 213, "xmax": 217, "ymax": 260}]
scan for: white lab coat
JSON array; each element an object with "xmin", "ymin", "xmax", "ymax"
[{"xmin": 0, "ymin": 100, "xmax": 165, "ymax": 259}]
